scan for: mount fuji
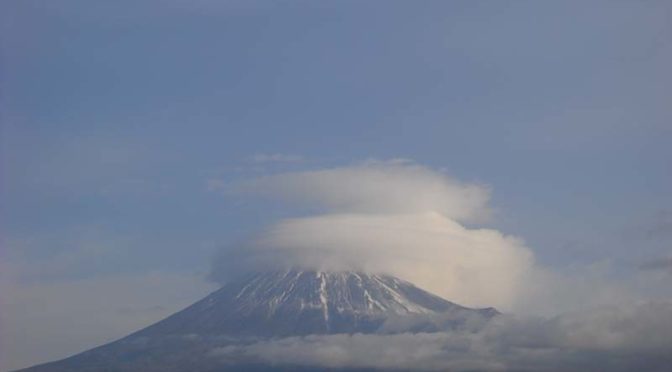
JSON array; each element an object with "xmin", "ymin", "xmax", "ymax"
[{"xmin": 17, "ymin": 270, "xmax": 499, "ymax": 371}]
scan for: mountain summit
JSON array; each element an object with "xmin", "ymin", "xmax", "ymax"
[
  {"xmin": 18, "ymin": 270, "xmax": 498, "ymax": 371},
  {"xmin": 137, "ymin": 270, "xmax": 498, "ymax": 337}
]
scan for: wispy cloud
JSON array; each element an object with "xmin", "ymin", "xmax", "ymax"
[
  {"xmin": 640, "ymin": 257, "xmax": 672, "ymax": 273},
  {"xmin": 644, "ymin": 210, "xmax": 672, "ymax": 239},
  {"xmin": 250, "ymin": 153, "xmax": 304, "ymax": 164}
]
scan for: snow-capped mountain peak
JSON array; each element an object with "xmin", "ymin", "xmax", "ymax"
[{"xmin": 136, "ymin": 270, "xmax": 496, "ymax": 337}]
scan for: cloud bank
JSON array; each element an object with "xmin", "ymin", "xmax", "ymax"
[
  {"xmin": 211, "ymin": 301, "xmax": 672, "ymax": 371},
  {"xmin": 212, "ymin": 161, "xmax": 534, "ymax": 310}
]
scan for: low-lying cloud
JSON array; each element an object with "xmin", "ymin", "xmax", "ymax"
[{"xmin": 211, "ymin": 301, "xmax": 672, "ymax": 371}]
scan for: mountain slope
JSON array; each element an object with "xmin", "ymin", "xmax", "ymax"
[
  {"xmin": 17, "ymin": 270, "xmax": 498, "ymax": 372},
  {"xmin": 137, "ymin": 270, "xmax": 496, "ymax": 337}
]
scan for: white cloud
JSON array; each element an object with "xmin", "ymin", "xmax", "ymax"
[
  {"xmin": 215, "ymin": 160, "xmax": 663, "ymax": 315},
  {"xmin": 228, "ymin": 160, "xmax": 492, "ymax": 223},
  {"xmin": 223, "ymin": 213, "xmax": 533, "ymax": 310},
  {"xmin": 211, "ymin": 301, "xmax": 672, "ymax": 371},
  {"xmin": 212, "ymin": 161, "xmax": 531, "ymax": 310}
]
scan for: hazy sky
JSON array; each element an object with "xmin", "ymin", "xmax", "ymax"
[{"xmin": 1, "ymin": 1, "xmax": 671, "ymax": 370}]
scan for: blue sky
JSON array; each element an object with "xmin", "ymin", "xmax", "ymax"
[{"xmin": 1, "ymin": 1, "xmax": 672, "ymax": 370}]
